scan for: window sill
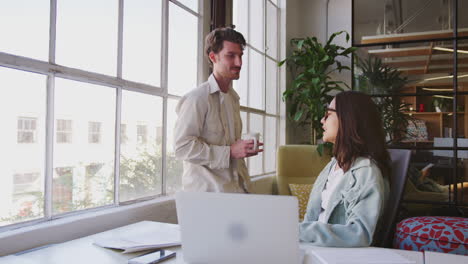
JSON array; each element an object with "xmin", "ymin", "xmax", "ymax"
[
  {"xmin": 0, "ymin": 196, "xmax": 176, "ymax": 257},
  {"xmin": 0, "ymin": 175, "xmax": 277, "ymax": 257}
]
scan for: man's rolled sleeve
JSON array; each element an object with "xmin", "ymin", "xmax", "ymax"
[{"xmin": 209, "ymin": 145, "xmax": 231, "ymax": 169}]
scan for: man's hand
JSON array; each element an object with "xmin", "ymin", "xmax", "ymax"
[{"xmin": 230, "ymin": 139, "xmax": 264, "ymax": 159}]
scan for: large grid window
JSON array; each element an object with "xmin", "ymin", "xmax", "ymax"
[
  {"xmin": 0, "ymin": 0, "xmax": 202, "ymax": 228},
  {"xmin": 233, "ymin": 0, "xmax": 281, "ymax": 177}
]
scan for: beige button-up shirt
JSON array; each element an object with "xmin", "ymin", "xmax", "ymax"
[{"xmin": 174, "ymin": 74, "xmax": 250, "ymax": 193}]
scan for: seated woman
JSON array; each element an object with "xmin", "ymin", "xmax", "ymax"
[{"xmin": 299, "ymin": 91, "xmax": 391, "ymax": 247}]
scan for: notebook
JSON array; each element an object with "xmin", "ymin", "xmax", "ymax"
[{"xmin": 176, "ymin": 192, "xmax": 300, "ymax": 264}]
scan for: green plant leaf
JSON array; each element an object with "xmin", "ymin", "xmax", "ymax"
[
  {"xmin": 278, "ymin": 30, "xmax": 355, "ymax": 142},
  {"xmin": 297, "ymin": 39, "xmax": 305, "ymax": 50},
  {"xmin": 293, "ymin": 109, "xmax": 304, "ymax": 121}
]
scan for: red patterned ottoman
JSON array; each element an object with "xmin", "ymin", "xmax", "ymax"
[{"xmin": 394, "ymin": 216, "xmax": 468, "ymax": 255}]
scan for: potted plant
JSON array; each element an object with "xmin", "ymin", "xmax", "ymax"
[
  {"xmin": 355, "ymin": 56, "xmax": 413, "ymax": 144},
  {"xmin": 279, "ymin": 31, "xmax": 356, "ymax": 153},
  {"xmin": 355, "ymin": 56, "xmax": 408, "ymax": 94},
  {"xmin": 432, "ymin": 96, "xmax": 452, "ymax": 112}
]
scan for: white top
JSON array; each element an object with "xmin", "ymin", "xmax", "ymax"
[
  {"xmin": 318, "ymin": 164, "xmax": 345, "ymax": 223},
  {"xmin": 219, "ymin": 91, "xmax": 235, "ymax": 145},
  {"xmin": 173, "ymin": 74, "xmax": 249, "ymax": 193},
  {"xmin": 219, "ymin": 86, "xmax": 239, "ymax": 187}
]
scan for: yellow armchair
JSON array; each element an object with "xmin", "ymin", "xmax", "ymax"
[{"xmin": 276, "ymin": 145, "xmax": 331, "ymax": 195}]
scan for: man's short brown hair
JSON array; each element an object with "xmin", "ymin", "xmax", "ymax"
[{"xmin": 205, "ymin": 27, "xmax": 246, "ymax": 67}]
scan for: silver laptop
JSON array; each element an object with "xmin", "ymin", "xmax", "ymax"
[{"xmin": 176, "ymin": 192, "xmax": 300, "ymax": 264}]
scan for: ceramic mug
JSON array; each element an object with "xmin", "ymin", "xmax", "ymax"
[{"xmin": 241, "ymin": 132, "xmax": 260, "ymax": 151}]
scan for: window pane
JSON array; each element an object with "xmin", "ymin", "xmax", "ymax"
[
  {"xmin": 265, "ymin": 116, "xmax": 277, "ymax": 173},
  {"xmin": 0, "ymin": 67, "xmax": 46, "ymax": 226},
  {"xmin": 176, "ymin": 0, "xmax": 198, "ymax": 13},
  {"xmin": 168, "ymin": 3, "xmax": 198, "ymax": 96},
  {"xmin": 249, "ymin": 49, "xmax": 264, "ymax": 109},
  {"xmin": 56, "ymin": 0, "xmax": 118, "ymax": 75},
  {"xmin": 248, "ymin": 113, "xmax": 263, "ymax": 176},
  {"xmin": 166, "ymin": 98, "xmax": 183, "ymax": 194},
  {"xmin": 241, "ymin": 111, "xmax": 247, "ymax": 134},
  {"xmin": 120, "ymin": 91, "xmax": 163, "ymax": 201},
  {"xmin": 123, "ymin": 0, "xmax": 162, "ymax": 86},
  {"xmin": 233, "ymin": 0, "xmax": 249, "ymax": 43},
  {"xmin": 53, "ymin": 78, "xmax": 116, "ymax": 214},
  {"xmin": 233, "ymin": 47, "xmax": 249, "ymax": 107},
  {"xmin": 249, "ymin": 0, "xmax": 264, "ymax": 51},
  {"xmin": 0, "ymin": 0, "xmax": 49, "ymax": 61},
  {"xmin": 266, "ymin": 1, "xmax": 278, "ymax": 59},
  {"xmin": 266, "ymin": 57, "xmax": 278, "ymax": 114}
]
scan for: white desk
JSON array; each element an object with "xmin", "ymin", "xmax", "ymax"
[
  {"xmin": 0, "ymin": 222, "xmax": 182, "ymax": 264},
  {"xmin": 424, "ymin": 251, "xmax": 468, "ymax": 264},
  {"xmin": 0, "ymin": 221, "xmax": 448, "ymax": 264}
]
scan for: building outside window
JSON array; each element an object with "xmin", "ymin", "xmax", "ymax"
[
  {"xmin": 136, "ymin": 123, "xmax": 148, "ymax": 145},
  {"xmin": 17, "ymin": 117, "xmax": 37, "ymax": 143},
  {"xmin": 52, "ymin": 167, "xmax": 74, "ymax": 214},
  {"xmin": 13, "ymin": 172, "xmax": 41, "ymax": 196},
  {"xmin": 56, "ymin": 119, "xmax": 72, "ymax": 143},
  {"xmin": 120, "ymin": 124, "xmax": 128, "ymax": 144},
  {"xmin": 88, "ymin": 121, "xmax": 102, "ymax": 144}
]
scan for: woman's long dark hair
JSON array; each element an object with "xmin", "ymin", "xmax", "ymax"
[{"xmin": 333, "ymin": 91, "xmax": 391, "ymax": 180}]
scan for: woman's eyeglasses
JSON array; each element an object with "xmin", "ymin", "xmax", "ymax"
[{"xmin": 323, "ymin": 108, "xmax": 336, "ymax": 121}]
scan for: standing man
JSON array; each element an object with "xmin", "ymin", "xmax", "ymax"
[{"xmin": 174, "ymin": 27, "xmax": 261, "ymax": 193}]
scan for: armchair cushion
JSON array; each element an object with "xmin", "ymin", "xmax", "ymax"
[
  {"xmin": 276, "ymin": 145, "xmax": 330, "ymax": 195},
  {"xmin": 289, "ymin": 183, "xmax": 313, "ymax": 221}
]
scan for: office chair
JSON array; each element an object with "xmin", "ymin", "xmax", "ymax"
[{"xmin": 377, "ymin": 149, "xmax": 411, "ymax": 248}]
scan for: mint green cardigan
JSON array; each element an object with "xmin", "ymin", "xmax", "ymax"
[{"xmin": 299, "ymin": 157, "xmax": 389, "ymax": 247}]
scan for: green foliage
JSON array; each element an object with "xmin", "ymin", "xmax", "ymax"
[
  {"xmin": 279, "ymin": 31, "xmax": 356, "ymax": 147},
  {"xmin": 119, "ymin": 148, "xmax": 183, "ymax": 200},
  {"xmin": 0, "ymin": 192, "xmax": 44, "ymax": 224},
  {"xmin": 356, "ymin": 55, "xmax": 413, "ymax": 144},
  {"xmin": 356, "ymin": 56, "xmax": 408, "ymax": 93},
  {"xmin": 432, "ymin": 97, "xmax": 452, "ymax": 112},
  {"xmin": 374, "ymin": 96, "xmax": 413, "ymax": 144}
]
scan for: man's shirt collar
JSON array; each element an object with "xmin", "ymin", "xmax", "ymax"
[{"xmin": 208, "ymin": 74, "xmax": 240, "ymax": 100}]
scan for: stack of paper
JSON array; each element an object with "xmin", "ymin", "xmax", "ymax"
[
  {"xmin": 308, "ymin": 247, "xmax": 415, "ymax": 264},
  {"xmin": 93, "ymin": 225, "xmax": 181, "ymax": 253}
]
